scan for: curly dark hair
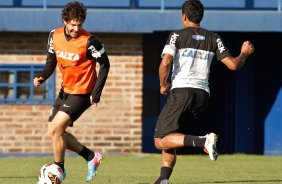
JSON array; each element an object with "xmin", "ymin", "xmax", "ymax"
[
  {"xmin": 61, "ymin": 1, "xmax": 87, "ymax": 23},
  {"xmin": 182, "ymin": 0, "xmax": 204, "ymax": 24}
]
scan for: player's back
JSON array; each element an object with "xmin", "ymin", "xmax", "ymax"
[
  {"xmin": 175, "ymin": 27, "xmax": 218, "ymax": 54},
  {"xmin": 162, "ymin": 27, "xmax": 231, "ymax": 92}
]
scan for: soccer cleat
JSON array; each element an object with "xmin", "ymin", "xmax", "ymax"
[
  {"xmin": 150, "ymin": 178, "xmax": 169, "ymax": 184},
  {"xmin": 62, "ymin": 170, "xmax": 66, "ymax": 180},
  {"xmin": 86, "ymin": 152, "xmax": 103, "ymax": 182},
  {"xmin": 151, "ymin": 179, "xmax": 169, "ymax": 184},
  {"xmin": 204, "ymin": 133, "xmax": 218, "ymax": 161},
  {"xmin": 160, "ymin": 179, "xmax": 169, "ymax": 184}
]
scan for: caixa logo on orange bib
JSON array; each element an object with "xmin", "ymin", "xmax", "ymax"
[{"xmin": 56, "ymin": 50, "xmax": 80, "ymax": 61}]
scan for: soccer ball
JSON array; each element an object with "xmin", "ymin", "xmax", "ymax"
[{"xmin": 38, "ymin": 164, "xmax": 64, "ymax": 184}]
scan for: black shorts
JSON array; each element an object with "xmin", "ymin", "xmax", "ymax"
[
  {"xmin": 154, "ymin": 88, "xmax": 209, "ymax": 138},
  {"xmin": 48, "ymin": 90, "xmax": 92, "ymax": 126}
]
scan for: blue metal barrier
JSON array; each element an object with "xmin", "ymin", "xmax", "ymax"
[{"xmin": 0, "ymin": 0, "xmax": 281, "ymax": 11}]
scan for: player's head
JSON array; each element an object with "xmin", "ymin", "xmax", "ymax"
[
  {"xmin": 61, "ymin": 1, "xmax": 87, "ymax": 38},
  {"xmin": 62, "ymin": 1, "xmax": 87, "ymax": 23},
  {"xmin": 182, "ymin": 0, "xmax": 204, "ymax": 24}
]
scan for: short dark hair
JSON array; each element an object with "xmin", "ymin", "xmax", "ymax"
[
  {"xmin": 182, "ymin": 0, "xmax": 204, "ymax": 23},
  {"xmin": 61, "ymin": 1, "xmax": 87, "ymax": 23}
]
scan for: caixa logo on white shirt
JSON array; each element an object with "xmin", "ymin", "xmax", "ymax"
[{"xmin": 169, "ymin": 33, "xmax": 179, "ymax": 46}]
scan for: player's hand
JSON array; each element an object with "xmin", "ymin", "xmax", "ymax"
[
  {"xmin": 160, "ymin": 83, "xmax": 171, "ymax": 95},
  {"xmin": 90, "ymin": 96, "xmax": 98, "ymax": 107},
  {"xmin": 241, "ymin": 41, "xmax": 255, "ymax": 57},
  {"xmin": 33, "ymin": 77, "xmax": 44, "ymax": 87}
]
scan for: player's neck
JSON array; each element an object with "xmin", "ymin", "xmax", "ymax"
[{"xmin": 185, "ymin": 22, "xmax": 200, "ymax": 29}]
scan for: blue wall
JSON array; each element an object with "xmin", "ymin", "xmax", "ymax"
[
  {"xmin": 142, "ymin": 31, "xmax": 282, "ymax": 155},
  {"xmin": 265, "ymin": 89, "xmax": 282, "ymax": 155},
  {"xmin": 0, "ymin": 0, "xmax": 282, "ymax": 33},
  {"xmin": 1, "ymin": 0, "xmax": 281, "ymax": 10}
]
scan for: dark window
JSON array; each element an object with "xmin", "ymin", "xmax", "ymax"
[{"xmin": 0, "ymin": 64, "xmax": 55, "ymax": 104}]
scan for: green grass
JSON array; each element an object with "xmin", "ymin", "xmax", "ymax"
[{"xmin": 0, "ymin": 154, "xmax": 282, "ymax": 184}]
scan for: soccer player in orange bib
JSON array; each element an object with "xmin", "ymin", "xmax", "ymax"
[{"xmin": 34, "ymin": 1, "xmax": 110, "ymax": 182}]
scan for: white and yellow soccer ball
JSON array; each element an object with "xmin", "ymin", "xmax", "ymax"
[{"xmin": 38, "ymin": 164, "xmax": 64, "ymax": 184}]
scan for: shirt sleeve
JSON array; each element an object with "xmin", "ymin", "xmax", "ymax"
[
  {"xmin": 214, "ymin": 33, "xmax": 232, "ymax": 61},
  {"xmin": 161, "ymin": 31, "xmax": 179, "ymax": 58},
  {"xmin": 39, "ymin": 30, "xmax": 57, "ymax": 82},
  {"xmin": 87, "ymin": 36, "xmax": 110, "ymax": 103}
]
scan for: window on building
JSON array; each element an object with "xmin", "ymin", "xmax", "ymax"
[{"xmin": 0, "ymin": 64, "xmax": 55, "ymax": 104}]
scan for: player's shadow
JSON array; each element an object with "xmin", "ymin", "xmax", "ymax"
[
  {"xmin": 197, "ymin": 179, "xmax": 282, "ymax": 183},
  {"xmin": 139, "ymin": 180, "xmax": 282, "ymax": 184},
  {"xmin": 0, "ymin": 176, "xmax": 36, "ymax": 178}
]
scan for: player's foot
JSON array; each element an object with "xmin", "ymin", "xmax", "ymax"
[
  {"xmin": 62, "ymin": 170, "xmax": 66, "ymax": 180},
  {"xmin": 204, "ymin": 133, "xmax": 218, "ymax": 161},
  {"xmin": 151, "ymin": 179, "xmax": 169, "ymax": 184},
  {"xmin": 86, "ymin": 152, "xmax": 103, "ymax": 182},
  {"xmin": 160, "ymin": 179, "xmax": 169, "ymax": 184}
]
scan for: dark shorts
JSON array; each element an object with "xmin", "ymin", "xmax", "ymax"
[
  {"xmin": 48, "ymin": 90, "xmax": 92, "ymax": 126},
  {"xmin": 154, "ymin": 88, "xmax": 209, "ymax": 138}
]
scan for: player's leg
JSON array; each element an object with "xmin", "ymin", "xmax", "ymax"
[
  {"xmin": 152, "ymin": 149, "xmax": 176, "ymax": 184},
  {"xmin": 154, "ymin": 133, "xmax": 184, "ymax": 150},
  {"xmin": 36, "ymin": 94, "xmax": 67, "ymax": 184},
  {"xmin": 63, "ymin": 93, "xmax": 102, "ymax": 182},
  {"xmin": 65, "ymin": 132, "xmax": 97, "ymax": 164},
  {"xmin": 154, "ymin": 88, "xmax": 206, "ymax": 150},
  {"xmin": 154, "ymin": 133, "xmax": 206, "ymax": 150},
  {"xmin": 155, "ymin": 88, "xmax": 217, "ymax": 158},
  {"xmin": 65, "ymin": 132, "xmax": 83, "ymax": 153},
  {"xmin": 156, "ymin": 132, "xmax": 218, "ymax": 161},
  {"xmin": 187, "ymin": 89, "xmax": 218, "ymax": 160},
  {"xmin": 64, "ymin": 130, "xmax": 102, "ymax": 182},
  {"xmin": 152, "ymin": 89, "xmax": 183, "ymax": 184},
  {"xmin": 47, "ymin": 111, "xmax": 71, "ymax": 173}
]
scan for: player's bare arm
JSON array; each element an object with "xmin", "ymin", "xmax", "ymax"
[
  {"xmin": 221, "ymin": 41, "xmax": 255, "ymax": 70},
  {"xmin": 159, "ymin": 53, "xmax": 172, "ymax": 95}
]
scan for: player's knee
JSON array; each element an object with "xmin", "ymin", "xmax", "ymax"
[
  {"xmin": 154, "ymin": 138, "xmax": 164, "ymax": 150},
  {"xmin": 47, "ymin": 127, "xmax": 63, "ymax": 139},
  {"xmin": 47, "ymin": 129, "xmax": 53, "ymax": 139}
]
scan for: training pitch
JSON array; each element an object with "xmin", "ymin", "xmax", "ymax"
[{"xmin": 0, "ymin": 154, "xmax": 281, "ymax": 184}]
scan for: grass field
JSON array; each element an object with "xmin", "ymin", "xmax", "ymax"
[{"xmin": 0, "ymin": 154, "xmax": 282, "ymax": 184}]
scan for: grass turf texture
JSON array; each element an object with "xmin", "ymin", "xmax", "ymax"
[{"xmin": 0, "ymin": 154, "xmax": 281, "ymax": 184}]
